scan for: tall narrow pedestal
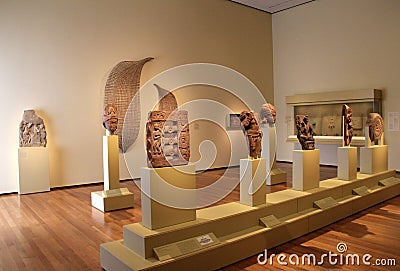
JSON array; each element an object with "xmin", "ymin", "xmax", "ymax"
[
  {"xmin": 292, "ymin": 149, "xmax": 320, "ymax": 191},
  {"xmin": 103, "ymin": 135, "xmax": 120, "ymax": 190},
  {"xmin": 91, "ymin": 135, "xmax": 134, "ymax": 212},
  {"xmin": 261, "ymin": 126, "xmax": 286, "ymax": 185},
  {"xmin": 240, "ymin": 158, "xmax": 266, "ymax": 206},
  {"xmin": 18, "ymin": 147, "xmax": 50, "ymax": 194},
  {"xmin": 141, "ymin": 164, "xmax": 196, "ymax": 230},
  {"xmin": 360, "ymin": 145, "xmax": 388, "ymax": 174},
  {"xmin": 337, "ymin": 147, "xmax": 357, "ymax": 180}
]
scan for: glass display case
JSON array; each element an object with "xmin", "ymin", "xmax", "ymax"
[{"xmin": 285, "ymin": 89, "xmax": 382, "ymax": 145}]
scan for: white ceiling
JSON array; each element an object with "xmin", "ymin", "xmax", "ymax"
[{"xmin": 231, "ymin": 0, "xmax": 315, "ymax": 13}]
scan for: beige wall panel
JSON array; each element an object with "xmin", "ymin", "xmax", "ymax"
[
  {"xmin": 0, "ymin": 0, "xmax": 273, "ymax": 193},
  {"xmin": 273, "ymin": 0, "xmax": 400, "ymax": 171}
]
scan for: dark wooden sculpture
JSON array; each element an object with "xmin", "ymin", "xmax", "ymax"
[
  {"xmin": 295, "ymin": 114, "xmax": 315, "ymax": 150},
  {"xmin": 239, "ymin": 111, "xmax": 262, "ymax": 159},
  {"xmin": 19, "ymin": 110, "xmax": 47, "ymax": 147},
  {"xmin": 366, "ymin": 113, "xmax": 384, "ymax": 145},
  {"xmin": 342, "ymin": 104, "xmax": 353, "ymax": 146},
  {"xmin": 146, "ymin": 85, "xmax": 190, "ymax": 168},
  {"xmin": 102, "ymin": 103, "xmax": 119, "ymax": 135}
]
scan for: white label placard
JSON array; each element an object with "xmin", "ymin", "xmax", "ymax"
[
  {"xmin": 388, "ymin": 112, "xmax": 399, "ymax": 131},
  {"xmin": 196, "ymin": 234, "xmax": 214, "ymax": 246}
]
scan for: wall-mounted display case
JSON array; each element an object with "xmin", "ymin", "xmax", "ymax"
[{"xmin": 285, "ymin": 89, "xmax": 382, "ymax": 145}]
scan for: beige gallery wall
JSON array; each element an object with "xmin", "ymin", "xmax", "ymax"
[
  {"xmin": 273, "ymin": 0, "xmax": 400, "ymax": 171},
  {"xmin": 0, "ymin": 0, "xmax": 273, "ymax": 193}
]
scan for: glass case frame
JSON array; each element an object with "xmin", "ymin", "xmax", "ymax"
[{"xmin": 285, "ymin": 89, "xmax": 382, "ymax": 145}]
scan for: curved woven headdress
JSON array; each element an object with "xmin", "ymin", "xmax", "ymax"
[{"xmin": 104, "ymin": 57, "xmax": 153, "ymax": 152}]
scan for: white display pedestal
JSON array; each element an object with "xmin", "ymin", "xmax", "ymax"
[
  {"xmin": 141, "ymin": 164, "xmax": 196, "ymax": 230},
  {"xmin": 240, "ymin": 158, "xmax": 266, "ymax": 206},
  {"xmin": 360, "ymin": 145, "xmax": 388, "ymax": 174},
  {"xmin": 18, "ymin": 147, "xmax": 50, "ymax": 194},
  {"xmin": 337, "ymin": 147, "xmax": 357, "ymax": 180},
  {"xmin": 261, "ymin": 125, "xmax": 287, "ymax": 185},
  {"xmin": 292, "ymin": 149, "xmax": 320, "ymax": 191},
  {"xmin": 91, "ymin": 135, "xmax": 134, "ymax": 212}
]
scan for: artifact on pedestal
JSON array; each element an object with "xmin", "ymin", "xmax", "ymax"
[
  {"xmin": 342, "ymin": 104, "xmax": 353, "ymax": 146},
  {"xmin": 91, "ymin": 102, "xmax": 134, "ymax": 212},
  {"xmin": 104, "ymin": 57, "xmax": 153, "ymax": 152},
  {"xmin": 260, "ymin": 103, "xmax": 276, "ymax": 125},
  {"xmin": 146, "ymin": 84, "xmax": 190, "ymax": 168},
  {"xmin": 295, "ymin": 114, "xmax": 315, "ymax": 150},
  {"xmin": 19, "ymin": 109, "xmax": 47, "ymax": 147},
  {"xmin": 239, "ymin": 111, "xmax": 262, "ymax": 159},
  {"xmin": 102, "ymin": 103, "xmax": 119, "ymax": 135},
  {"xmin": 366, "ymin": 113, "xmax": 384, "ymax": 145}
]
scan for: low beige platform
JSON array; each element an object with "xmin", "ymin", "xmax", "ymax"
[
  {"xmin": 91, "ymin": 188, "xmax": 134, "ymax": 212},
  {"xmin": 269, "ymin": 167, "xmax": 287, "ymax": 185},
  {"xmin": 100, "ymin": 170, "xmax": 400, "ymax": 271}
]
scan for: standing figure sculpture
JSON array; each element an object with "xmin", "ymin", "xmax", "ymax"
[
  {"xmin": 342, "ymin": 104, "xmax": 353, "ymax": 146},
  {"xmin": 19, "ymin": 110, "xmax": 47, "ymax": 147},
  {"xmin": 239, "ymin": 111, "xmax": 262, "ymax": 159},
  {"xmin": 260, "ymin": 103, "xmax": 276, "ymax": 125},
  {"xmin": 102, "ymin": 103, "xmax": 119, "ymax": 135},
  {"xmin": 366, "ymin": 113, "xmax": 384, "ymax": 145},
  {"xmin": 295, "ymin": 115, "xmax": 315, "ymax": 150}
]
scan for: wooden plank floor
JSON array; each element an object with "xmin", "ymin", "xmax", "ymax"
[{"xmin": 0, "ymin": 163, "xmax": 398, "ymax": 271}]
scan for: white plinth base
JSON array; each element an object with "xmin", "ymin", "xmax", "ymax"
[
  {"xmin": 292, "ymin": 149, "xmax": 320, "ymax": 191},
  {"xmin": 18, "ymin": 147, "xmax": 50, "ymax": 194},
  {"xmin": 91, "ymin": 188, "xmax": 134, "ymax": 212},
  {"xmin": 141, "ymin": 164, "xmax": 196, "ymax": 230},
  {"xmin": 240, "ymin": 158, "xmax": 267, "ymax": 206},
  {"xmin": 337, "ymin": 147, "xmax": 358, "ymax": 181},
  {"xmin": 267, "ymin": 168, "xmax": 287, "ymax": 185},
  {"xmin": 360, "ymin": 145, "xmax": 388, "ymax": 174}
]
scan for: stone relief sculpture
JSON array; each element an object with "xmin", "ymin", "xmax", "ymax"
[
  {"xmin": 342, "ymin": 104, "xmax": 353, "ymax": 146},
  {"xmin": 260, "ymin": 103, "xmax": 276, "ymax": 125},
  {"xmin": 19, "ymin": 110, "xmax": 47, "ymax": 147},
  {"xmin": 102, "ymin": 103, "xmax": 119, "ymax": 135},
  {"xmin": 146, "ymin": 84, "xmax": 190, "ymax": 168},
  {"xmin": 104, "ymin": 57, "xmax": 153, "ymax": 152},
  {"xmin": 366, "ymin": 113, "xmax": 384, "ymax": 145},
  {"xmin": 239, "ymin": 111, "xmax": 262, "ymax": 159},
  {"xmin": 295, "ymin": 114, "xmax": 315, "ymax": 150}
]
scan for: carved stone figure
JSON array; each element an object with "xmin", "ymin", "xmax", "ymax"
[
  {"xmin": 19, "ymin": 110, "xmax": 47, "ymax": 147},
  {"xmin": 104, "ymin": 57, "xmax": 153, "ymax": 152},
  {"xmin": 102, "ymin": 104, "xmax": 119, "ymax": 135},
  {"xmin": 260, "ymin": 103, "xmax": 276, "ymax": 124},
  {"xmin": 295, "ymin": 115, "xmax": 315, "ymax": 150},
  {"xmin": 342, "ymin": 104, "xmax": 353, "ymax": 146},
  {"xmin": 146, "ymin": 85, "xmax": 190, "ymax": 168},
  {"xmin": 239, "ymin": 111, "xmax": 262, "ymax": 159},
  {"xmin": 366, "ymin": 113, "xmax": 384, "ymax": 145}
]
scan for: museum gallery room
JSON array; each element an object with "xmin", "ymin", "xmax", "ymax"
[{"xmin": 1, "ymin": 0, "xmax": 399, "ymax": 270}]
